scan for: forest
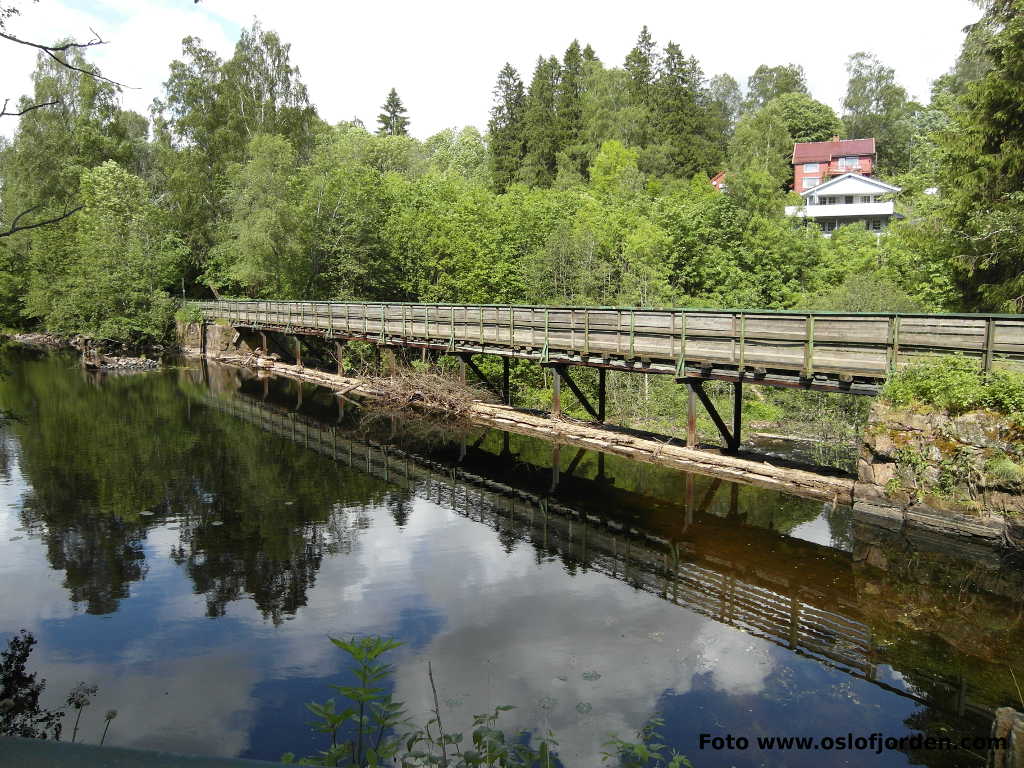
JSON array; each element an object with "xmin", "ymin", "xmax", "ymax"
[{"xmin": 0, "ymin": 2, "xmax": 1022, "ymax": 444}]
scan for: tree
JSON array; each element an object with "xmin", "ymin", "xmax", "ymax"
[
  {"xmin": 207, "ymin": 134, "xmax": 305, "ymax": 298},
  {"xmin": 622, "ymin": 26, "xmax": 658, "ymax": 148},
  {"xmin": 745, "ymin": 64, "xmax": 808, "ymax": 111},
  {"xmin": 376, "ymin": 87, "xmax": 410, "ymax": 136},
  {"xmin": 842, "ymin": 52, "xmax": 913, "ymax": 173},
  {"xmin": 708, "ymin": 73, "xmax": 743, "ymax": 136},
  {"xmin": 555, "ymin": 40, "xmax": 588, "ymax": 182},
  {"xmin": 770, "ymin": 92, "xmax": 842, "ymax": 143},
  {"xmin": 647, "ymin": 42, "xmax": 719, "ymax": 177},
  {"xmin": 487, "ymin": 63, "xmax": 526, "ymax": 192},
  {"xmin": 728, "ymin": 101, "xmax": 794, "ymax": 189},
  {"xmin": 24, "ymin": 161, "xmax": 184, "ymax": 344},
  {"xmin": 519, "ymin": 56, "xmax": 561, "ymax": 186},
  {"xmin": 939, "ymin": 0, "xmax": 1024, "ymax": 310}
]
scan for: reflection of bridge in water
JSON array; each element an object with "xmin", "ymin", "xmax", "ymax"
[{"xmin": 196, "ymin": 385, "xmax": 994, "ymax": 724}]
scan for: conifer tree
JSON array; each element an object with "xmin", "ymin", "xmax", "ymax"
[
  {"xmin": 519, "ymin": 56, "xmax": 561, "ymax": 186},
  {"xmin": 556, "ymin": 40, "xmax": 587, "ymax": 179},
  {"xmin": 624, "ymin": 26, "xmax": 658, "ymax": 108},
  {"xmin": 487, "ymin": 63, "xmax": 527, "ymax": 192},
  {"xmin": 376, "ymin": 88, "xmax": 410, "ymax": 136}
]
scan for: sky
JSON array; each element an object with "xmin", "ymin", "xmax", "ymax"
[{"xmin": 0, "ymin": 0, "xmax": 983, "ymax": 140}]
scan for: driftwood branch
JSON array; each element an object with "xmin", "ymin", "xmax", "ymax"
[
  {"xmin": 0, "ymin": 29, "xmax": 133, "ymax": 88},
  {"xmin": 0, "ymin": 205, "xmax": 83, "ymax": 238}
]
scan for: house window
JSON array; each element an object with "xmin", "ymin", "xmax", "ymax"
[
  {"xmin": 859, "ymin": 195, "xmax": 873, "ymax": 204},
  {"xmin": 820, "ymin": 220, "xmax": 837, "ymax": 233},
  {"xmin": 867, "ymin": 219, "xmax": 883, "ymax": 232},
  {"xmin": 844, "ymin": 195, "xmax": 854, "ymax": 204},
  {"xmin": 804, "ymin": 163, "xmax": 820, "ymax": 173},
  {"xmin": 839, "ymin": 156, "xmax": 861, "ymax": 170},
  {"xmin": 802, "ymin": 176, "xmax": 819, "ymax": 189}
]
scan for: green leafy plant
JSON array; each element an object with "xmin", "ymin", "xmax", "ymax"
[
  {"xmin": 287, "ymin": 635, "xmax": 689, "ymax": 767},
  {"xmin": 601, "ymin": 716, "xmax": 692, "ymax": 767},
  {"xmin": 882, "ymin": 355, "xmax": 1024, "ymax": 421}
]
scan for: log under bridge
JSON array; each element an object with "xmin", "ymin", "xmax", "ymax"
[{"xmin": 196, "ymin": 300, "xmax": 1024, "ymax": 453}]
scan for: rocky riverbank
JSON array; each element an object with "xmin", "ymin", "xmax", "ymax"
[
  {"xmin": 856, "ymin": 400, "xmax": 1024, "ymax": 548},
  {"xmin": 5, "ymin": 332, "xmax": 162, "ymax": 371}
]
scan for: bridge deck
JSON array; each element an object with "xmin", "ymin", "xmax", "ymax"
[{"xmin": 198, "ymin": 300, "xmax": 1024, "ymax": 394}]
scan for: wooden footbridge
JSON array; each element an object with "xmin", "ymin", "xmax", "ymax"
[{"xmin": 197, "ymin": 300, "xmax": 1024, "ymax": 452}]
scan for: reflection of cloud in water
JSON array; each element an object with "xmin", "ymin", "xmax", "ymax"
[
  {"xmin": 241, "ymin": 495, "xmax": 718, "ymax": 763},
  {"xmin": 28, "ymin": 652, "xmax": 259, "ymax": 757},
  {"xmin": 694, "ymin": 623, "xmax": 775, "ymax": 696},
  {"xmin": 2, "ymin": 471, "xmax": 787, "ymax": 764}
]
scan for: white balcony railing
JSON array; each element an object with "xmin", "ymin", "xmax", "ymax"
[{"xmin": 784, "ymin": 201, "xmax": 895, "ymax": 219}]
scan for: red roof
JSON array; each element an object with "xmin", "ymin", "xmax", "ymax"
[{"xmin": 792, "ymin": 138, "xmax": 875, "ymax": 163}]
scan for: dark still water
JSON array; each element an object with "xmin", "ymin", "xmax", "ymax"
[{"xmin": 1, "ymin": 347, "xmax": 1022, "ymax": 767}]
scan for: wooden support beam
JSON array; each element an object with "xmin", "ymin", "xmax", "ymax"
[
  {"xmin": 687, "ymin": 383, "xmax": 698, "ymax": 448},
  {"xmin": 293, "ymin": 336, "xmax": 302, "ymax": 367},
  {"xmin": 598, "ymin": 367, "xmax": 606, "ymax": 422},
  {"xmin": 553, "ymin": 364, "xmax": 600, "ymax": 421},
  {"xmin": 551, "ymin": 365, "xmax": 561, "ymax": 418},
  {"xmin": 502, "ymin": 356, "xmax": 511, "ymax": 405},
  {"xmin": 459, "ymin": 354, "xmax": 505, "ymax": 402},
  {"xmin": 685, "ymin": 378, "xmax": 740, "ymax": 453},
  {"xmin": 733, "ymin": 381, "xmax": 743, "ymax": 454},
  {"xmin": 335, "ymin": 341, "xmax": 345, "ymax": 375}
]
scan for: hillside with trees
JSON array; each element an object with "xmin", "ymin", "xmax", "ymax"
[{"xmin": 0, "ymin": 2, "xmax": 1020, "ymax": 351}]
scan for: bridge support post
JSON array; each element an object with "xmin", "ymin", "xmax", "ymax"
[
  {"xmin": 551, "ymin": 366, "xmax": 561, "ymax": 418},
  {"xmin": 552, "ymin": 364, "xmax": 601, "ymax": 421},
  {"xmin": 259, "ymin": 331, "xmax": 268, "ymax": 355},
  {"xmin": 200, "ymin": 321, "xmax": 207, "ymax": 357},
  {"xmin": 293, "ymin": 336, "xmax": 302, "ymax": 367},
  {"xmin": 687, "ymin": 383, "xmax": 698, "ymax": 447},
  {"xmin": 683, "ymin": 378, "xmax": 742, "ymax": 454},
  {"xmin": 598, "ymin": 368, "xmax": 606, "ymax": 422},
  {"xmin": 502, "ymin": 357, "xmax": 510, "ymax": 405},
  {"xmin": 458, "ymin": 353, "xmax": 506, "ymax": 402}
]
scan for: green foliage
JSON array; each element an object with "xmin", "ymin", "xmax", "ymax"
[
  {"xmin": 882, "ymin": 355, "xmax": 1024, "ymax": 418},
  {"xmin": 768, "ymin": 92, "xmax": 843, "ymax": 143},
  {"xmin": 377, "ymin": 89, "xmax": 410, "ymax": 137},
  {"xmin": 207, "ymin": 134, "xmax": 305, "ymax": 298},
  {"xmin": 488, "ymin": 64, "xmax": 527, "ymax": 192},
  {"xmin": 842, "ymin": 52, "xmax": 913, "ymax": 173},
  {"xmin": 289, "ymin": 635, "xmax": 688, "ymax": 767},
  {"xmin": 937, "ymin": 1, "xmax": 1024, "ymax": 311},
  {"xmin": 24, "ymin": 161, "xmax": 184, "ymax": 344},
  {"xmin": 986, "ymin": 455, "xmax": 1024, "ymax": 486},
  {"xmin": 744, "ymin": 63, "xmax": 808, "ymax": 112},
  {"xmin": 602, "ymin": 716, "xmax": 693, "ymax": 768}
]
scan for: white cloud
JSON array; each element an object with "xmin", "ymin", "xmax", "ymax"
[{"xmin": 2, "ymin": 0, "xmax": 981, "ymax": 140}]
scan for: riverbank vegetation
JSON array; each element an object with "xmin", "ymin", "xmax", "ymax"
[{"xmin": 1, "ymin": 1, "xmax": 1022, "ymax": 455}]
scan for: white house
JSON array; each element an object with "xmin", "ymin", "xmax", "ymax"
[{"xmin": 784, "ymin": 173, "xmax": 902, "ymax": 236}]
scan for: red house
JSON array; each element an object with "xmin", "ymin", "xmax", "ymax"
[{"xmin": 792, "ymin": 137, "xmax": 875, "ymax": 193}]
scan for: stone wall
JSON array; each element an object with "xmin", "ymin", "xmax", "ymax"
[
  {"xmin": 176, "ymin": 321, "xmax": 258, "ymax": 359},
  {"xmin": 855, "ymin": 401, "xmax": 1024, "ymax": 547}
]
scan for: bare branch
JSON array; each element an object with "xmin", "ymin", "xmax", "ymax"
[
  {"xmin": 0, "ymin": 205, "xmax": 82, "ymax": 238},
  {"xmin": 0, "ymin": 30, "xmax": 134, "ymax": 88},
  {"xmin": 0, "ymin": 96, "xmax": 60, "ymax": 117}
]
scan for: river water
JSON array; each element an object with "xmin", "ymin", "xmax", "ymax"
[{"xmin": 1, "ymin": 346, "xmax": 1021, "ymax": 767}]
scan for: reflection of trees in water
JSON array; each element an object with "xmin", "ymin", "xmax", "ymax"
[{"xmin": 0, "ymin": 350, "xmax": 392, "ymax": 621}]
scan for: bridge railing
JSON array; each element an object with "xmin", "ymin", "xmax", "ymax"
[{"xmin": 197, "ymin": 300, "xmax": 1024, "ymax": 383}]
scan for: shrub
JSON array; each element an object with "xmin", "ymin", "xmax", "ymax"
[{"xmin": 882, "ymin": 355, "xmax": 1024, "ymax": 420}]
